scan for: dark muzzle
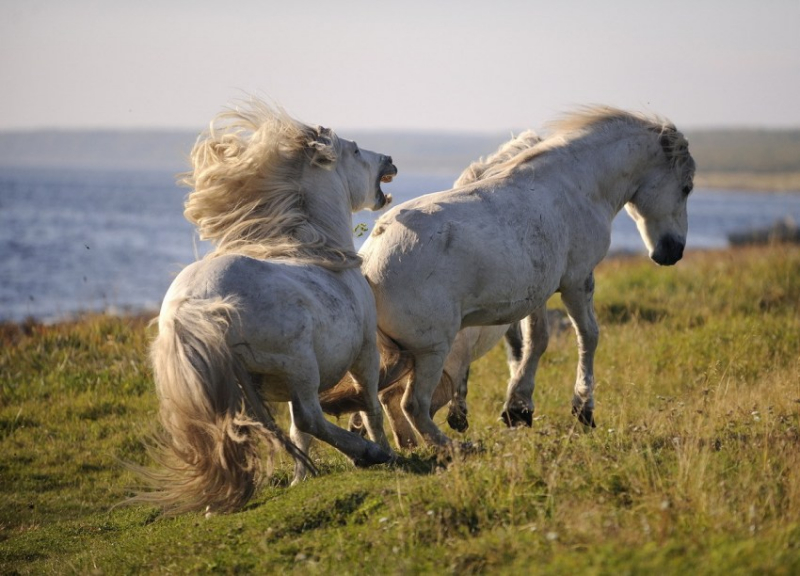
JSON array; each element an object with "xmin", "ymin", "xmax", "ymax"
[{"xmin": 651, "ymin": 234, "xmax": 685, "ymax": 266}]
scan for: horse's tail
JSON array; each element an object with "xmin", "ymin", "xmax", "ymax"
[
  {"xmin": 128, "ymin": 296, "xmax": 313, "ymax": 514},
  {"xmin": 319, "ymin": 330, "xmax": 414, "ymax": 416}
]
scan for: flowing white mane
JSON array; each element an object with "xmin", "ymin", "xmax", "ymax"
[
  {"xmin": 181, "ymin": 100, "xmax": 361, "ymax": 270},
  {"xmin": 479, "ymin": 106, "xmax": 694, "ymax": 187},
  {"xmin": 454, "ymin": 129, "xmax": 541, "ymax": 187}
]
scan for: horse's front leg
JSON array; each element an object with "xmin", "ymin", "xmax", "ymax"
[
  {"xmin": 443, "ymin": 330, "xmax": 474, "ymax": 433},
  {"xmin": 402, "ymin": 350, "xmax": 453, "ymax": 447},
  {"xmin": 445, "ymin": 365, "xmax": 470, "ymax": 433},
  {"xmin": 561, "ymin": 273, "xmax": 599, "ymax": 428},
  {"xmin": 500, "ymin": 305, "xmax": 549, "ymax": 427}
]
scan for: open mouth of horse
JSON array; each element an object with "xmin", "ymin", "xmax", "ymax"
[{"xmin": 377, "ymin": 162, "xmax": 398, "ymax": 207}]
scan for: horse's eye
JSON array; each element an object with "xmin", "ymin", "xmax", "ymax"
[
  {"xmin": 682, "ymin": 184, "xmax": 693, "ymax": 195},
  {"xmin": 353, "ymin": 144, "xmax": 360, "ymax": 155}
]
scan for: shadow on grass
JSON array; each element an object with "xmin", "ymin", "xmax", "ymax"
[{"xmin": 391, "ymin": 440, "xmax": 486, "ymax": 475}]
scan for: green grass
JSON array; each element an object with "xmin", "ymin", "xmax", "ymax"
[{"xmin": 2, "ymin": 245, "xmax": 800, "ymax": 574}]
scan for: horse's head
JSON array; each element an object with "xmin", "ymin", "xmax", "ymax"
[
  {"xmin": 306, "ymin": 127, "xmax": 397, "ymax": 212},
  {"xmin": 625, "ymin": 127, "xmax": 695, "ymax": 266}
]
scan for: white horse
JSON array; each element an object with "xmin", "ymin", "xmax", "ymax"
[
  {"xmin": 346, "ymin": 131, "xmax": 542, "ymax": 447},
  {"xmin": 133, "ymin": 100, "xmax": 397, "ymax": 513},
  {"xmin": 335, "ymin": 107, "xmax": 695, "ymax": 447}
]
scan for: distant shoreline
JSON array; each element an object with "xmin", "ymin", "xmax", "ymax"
[
  {"xmin": 0, "ymin": 245, "xmax": 787, "ymax": 328},
  {"xmin": 695, "ymin": 171, "xmax": 800, "ymax": 193},
  {"xmin": 4, "ymin": 128, "xmax": 800, "ymax": 192}
]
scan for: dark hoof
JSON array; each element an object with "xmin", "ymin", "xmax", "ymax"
[
  {"xmin": 353, "ymin": 442, "xmax": 395, "ymax": 468},
  {"xmin": 446, "ymin": 406, "xmax": 469, "ymax": 433},
  {"xmin": 500, "ymin": 406, "xmax": 533, "ymax": 428},
  {"xmin": 572, "ymin": 405, "xmax": 597, "ymax": 428},
  {"xmin": 455, "ymin": 440, "xmax": 484, "ymax": 456}
]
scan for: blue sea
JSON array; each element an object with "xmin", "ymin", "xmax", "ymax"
[{"xmin": 2, "ymin": 166, "xmax": 800, "ymax": 323}]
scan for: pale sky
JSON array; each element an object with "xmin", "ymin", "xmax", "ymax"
[{"xmin": 1, "ymin": 0, "xmax": 799, "ymax": 132}]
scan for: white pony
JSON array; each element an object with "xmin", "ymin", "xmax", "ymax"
[
  {"xmin": 344, "ymin": 131, "xmax": 542, "ymax": 447},
  {"xmin": 331, "ymin": 107, "xmax": 695, "ymax": 448},
  {"xmin": 133, "ymin": 100, "xmax": 397, "ymax": 513}
]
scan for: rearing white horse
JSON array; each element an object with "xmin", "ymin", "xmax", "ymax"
[
  {"xmin": 352, "ymin": 107, "xmax": 695, "ymax": 447},
  {"xmin": 133, "ymin": 100, "xmax": 397, "ymax": 513}
]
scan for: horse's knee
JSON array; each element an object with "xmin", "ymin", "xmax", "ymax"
[{"xmin": 291, "ymin": 405, "xmax": 323, "ymax": 437}]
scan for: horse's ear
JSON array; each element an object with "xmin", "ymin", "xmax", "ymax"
[
  {"xmin": 659, "ymin": 132, "xmax": 673, "ymax": 160},
  {"xmin": 307, "ymin": 126, "xmax": 337, "ymax": 169}
]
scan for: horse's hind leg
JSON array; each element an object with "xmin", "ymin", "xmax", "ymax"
[
  {"xmin": 346, "ymin": 386, "xmax": 416, "ymax": 449},
  {"xmin": 290, "ymin": 392, "xmax": 393, "ymax": 469},
  {"xmin": 289, "ymin": 415, "xmax": 315, "ymax": 486},
  {"xmin": 349, "ymin": 346, "xmax": 393, "ymax": 453},
  {"xmin": 377, "ymin": 383, "xmax": 419, "ymax": 449},
  {"xmin": 289, "ymin": 360, "xmax": 393, "ymax": 468},
  {"xmin": 402, "ymin": 350, "xmax": 453, "ymax": 447},
  {"xmin": 501, "ymin": 306, "xmax": 549, "ymax": 427},
  {"xmin": 561, "ymin": 273, "xmax": 599, "ymax": 428}
]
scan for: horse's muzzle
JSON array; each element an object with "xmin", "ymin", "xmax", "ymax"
[{"xmin": 651, "ymin": 234, "xmax": 685, "ymax": 266}]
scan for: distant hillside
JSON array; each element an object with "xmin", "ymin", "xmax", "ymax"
[
  {"xmin": 686, "ymin": 129, "xmax": 800, "ymax": 173},
  {"xmin": 2, "ymin": 128, "xmax": 799, "ymax": 188},
  {"xmin": 0, "ymin": 130, "xmax": 197, "ymax": 172},
  {"xmin": 0, "ymin": 129, "xmax": 507, "ymax": 176}
]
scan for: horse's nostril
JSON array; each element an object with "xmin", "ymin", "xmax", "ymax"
[{"xmin": 653, "ymin": 234, "xmax": 685, "ymax": 266}]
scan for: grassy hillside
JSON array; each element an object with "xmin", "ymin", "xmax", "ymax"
[{"xmin": 2, "ymin": 245, "xmax": 800, "ymax": 573}]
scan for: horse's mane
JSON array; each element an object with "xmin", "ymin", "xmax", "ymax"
[
  {"xmin": 481, "ymin": 106, "xmax": 693, "ymax": 184},
  {"xmin": 453, "ymin": 129, "xmax": 541, "ymax": 188},
  {"xmin": 181, "ymin": 99, "xmax": 361, "ymax": 270}
]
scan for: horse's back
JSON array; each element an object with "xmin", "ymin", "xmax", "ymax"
[
  {"xmin": 162, "ymin": 254, "xmax": 373, "ymax": 382},
  {"xmin": 362, "ymin": 180, "xmax": 566, "ymax": 343}
]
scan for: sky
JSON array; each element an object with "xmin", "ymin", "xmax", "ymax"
[{"xmin": 1, "ymin": 0, "xmax": 799, "ymax": 133}]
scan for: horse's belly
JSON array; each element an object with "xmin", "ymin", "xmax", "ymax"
[{"xmin": 461, "ymin": 299, "xmax": 538, "ymax": 328}]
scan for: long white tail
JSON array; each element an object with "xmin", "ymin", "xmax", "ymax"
[{"xmin": 130, "ymin": 296, "xmax": 312, "ymax": 514}]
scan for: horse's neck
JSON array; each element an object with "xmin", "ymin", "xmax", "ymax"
[
  {"xmin": 303, "ymin": 182, "xmax": 357, "ymax": 254},
  {"xmin": 554, "ymin": 130, "xmax": 660, "ymax": 218}
]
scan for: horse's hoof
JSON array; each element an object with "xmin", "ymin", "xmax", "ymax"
[
  {"xmin": 500, "ymin": 406, "xmax": 533, "ymax": 428},
  {"xmin": 455, "ymin": 440, "xmax": 483, "ymax": 456},
  {"xmin": 446, "ymin": 408, "xmax": 469, "ymax": 433},
  {"xmin": 572, "ymin": 405, "xmax": 597, "ymax": 428},
  {"xmin": 353, "ymin": 442, "xmax": 395, "ymax": 468}
]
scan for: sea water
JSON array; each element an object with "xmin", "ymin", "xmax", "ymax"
[{"xmin": 2, "ymin": 166, "xmax": 800, "ymax": 323}]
